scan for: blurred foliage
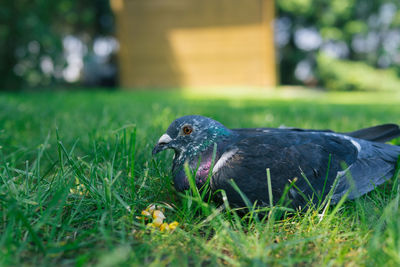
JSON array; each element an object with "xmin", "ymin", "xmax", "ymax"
[
  {"xmin": 277, "ymin": 0, "xmax": 400, "ymax": 87},
  {"xmin": 317, "ymin": 54, "xmax": 400, "ymax": 91},
  {"xmin": 0, "ymin": 0, "xmax": 113, "ymax": 90},
  {"xmin": 1, "ymin": 0, "xmax": 400, "ymax": 90}
]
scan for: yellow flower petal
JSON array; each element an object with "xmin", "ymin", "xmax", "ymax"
[
  {"xmin": 153, "ymin": 210, "xmax": 166, "ymax": 220},
  {"xmin": 160, "ymin": 223, "xmax": 170, "ymax": 232},
  {"xmin": 169, "ymin": 221, "xmax": 179, "ymax": 230},
  {"xmin": 147, "ymin": 204, "xmax": 156, "ymax": 214},
  {"xmin": 153, "ymin": 217, "xmax": 164, "ymax": 227}
]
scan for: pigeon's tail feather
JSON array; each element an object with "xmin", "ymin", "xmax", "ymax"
[
  {"xmin": 344, "ymin": 124, "xmax": 400, "ymax": 143},
  {"xmin": 332, "ymin": 144, "xmax": 400, "ymax": 203}
]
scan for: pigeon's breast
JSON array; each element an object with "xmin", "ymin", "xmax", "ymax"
[{"xmin": 172, "ymin": 148, "xmax": 216, "ymax": 191}]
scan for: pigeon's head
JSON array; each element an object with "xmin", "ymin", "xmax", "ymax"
[{"xmin": 152, "ymin": 115, "xmax": 231, "ymax": 164}]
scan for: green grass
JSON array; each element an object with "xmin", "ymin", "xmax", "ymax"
[{"xmin": 1, "ymin": 88, "xmax": 400, "ymax": 266}]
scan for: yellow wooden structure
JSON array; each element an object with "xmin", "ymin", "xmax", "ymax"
[{"xmin": 111, "ymin": 0, "xmax": 276, "ymax": 89}]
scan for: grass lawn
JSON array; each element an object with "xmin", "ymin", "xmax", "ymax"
[{"xmin": 1, "ymin": 88, "xmax": 400, "ymax": 266}]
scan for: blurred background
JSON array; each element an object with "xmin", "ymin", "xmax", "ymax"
[{"xmin": 1, "ymin": 0, "xmax": 400, "ymax": 91}]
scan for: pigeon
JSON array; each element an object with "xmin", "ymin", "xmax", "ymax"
[{"xmin": 152, "ymin": 115, "xmax": 400, "ymax": 208}]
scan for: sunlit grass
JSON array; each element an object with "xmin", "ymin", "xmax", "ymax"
[
  {"xmin": 183, "ymin": 86, "xmax": 400, "ymax": 104},
  {"xmin": 0, "ymin": 88, "xmax": 399, "ymax": 266}
]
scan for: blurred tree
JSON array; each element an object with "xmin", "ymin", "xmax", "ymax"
[
  {"xmin": 276, "ymin": 0, "xmax": 400, "ymax": 86},
  {"xmin": 0, "ymin": 0, "xmax": 114, "ymax": 90},
  {"xmin": 1, "ymin": 0, "xmax": 399, "ymax": 90}
]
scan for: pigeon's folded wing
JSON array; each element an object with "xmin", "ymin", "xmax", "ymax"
[{"xmin": 211, "ymin": 133, "xmax": 399, "ymax": 207}]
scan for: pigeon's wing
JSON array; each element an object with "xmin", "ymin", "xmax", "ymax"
[
  {"xmin": 331, "ymin": 140, "xmax": 400, "ymax": 202},
  {"xmin": 232, "ymin": 127, "xmax": 334, "ymax": 135},
  {"xmin": 211, "ymin": 133, "xmax": 356, "ymax": 207},
  {"xmin": 232, "ymin": 124, "xmax": 400, "ymax": 143},
  {"xmin": 211, "ymin": 133, "xmax": 400, "ymax": 208}
]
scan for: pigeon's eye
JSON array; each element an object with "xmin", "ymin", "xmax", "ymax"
[{"xmin": 182, "ymin": 125, "xmax": 193, "ymax": 135}]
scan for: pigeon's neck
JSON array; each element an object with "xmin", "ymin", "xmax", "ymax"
[
  {"xmin": 172, "ymin": 144, "xmax": 213, "ymax": 171},
  {"xmin": 172, "ymin": 131, "xmax": 234, "ymax": 173},
  {"xmin": 172, "ymin": 143, "xmax": 221, "ymax": 191}
]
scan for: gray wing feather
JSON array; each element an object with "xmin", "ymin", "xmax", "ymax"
[{"xmin": 332, "ymin": 141, "xmax": 400, "ymax": 202}]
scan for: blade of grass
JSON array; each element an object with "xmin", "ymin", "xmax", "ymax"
[
  {"xmin": 129, "ymin": 126, "xmax": 137, "ymax": 199},
  {"xmin": 266, "ymin": 168, "xmax": 273, "ymax": 208}
]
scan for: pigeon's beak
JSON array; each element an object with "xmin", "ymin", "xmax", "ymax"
[{"xmin": 152, "ymin": 134, "xmax": 173, "ymax": 155}]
